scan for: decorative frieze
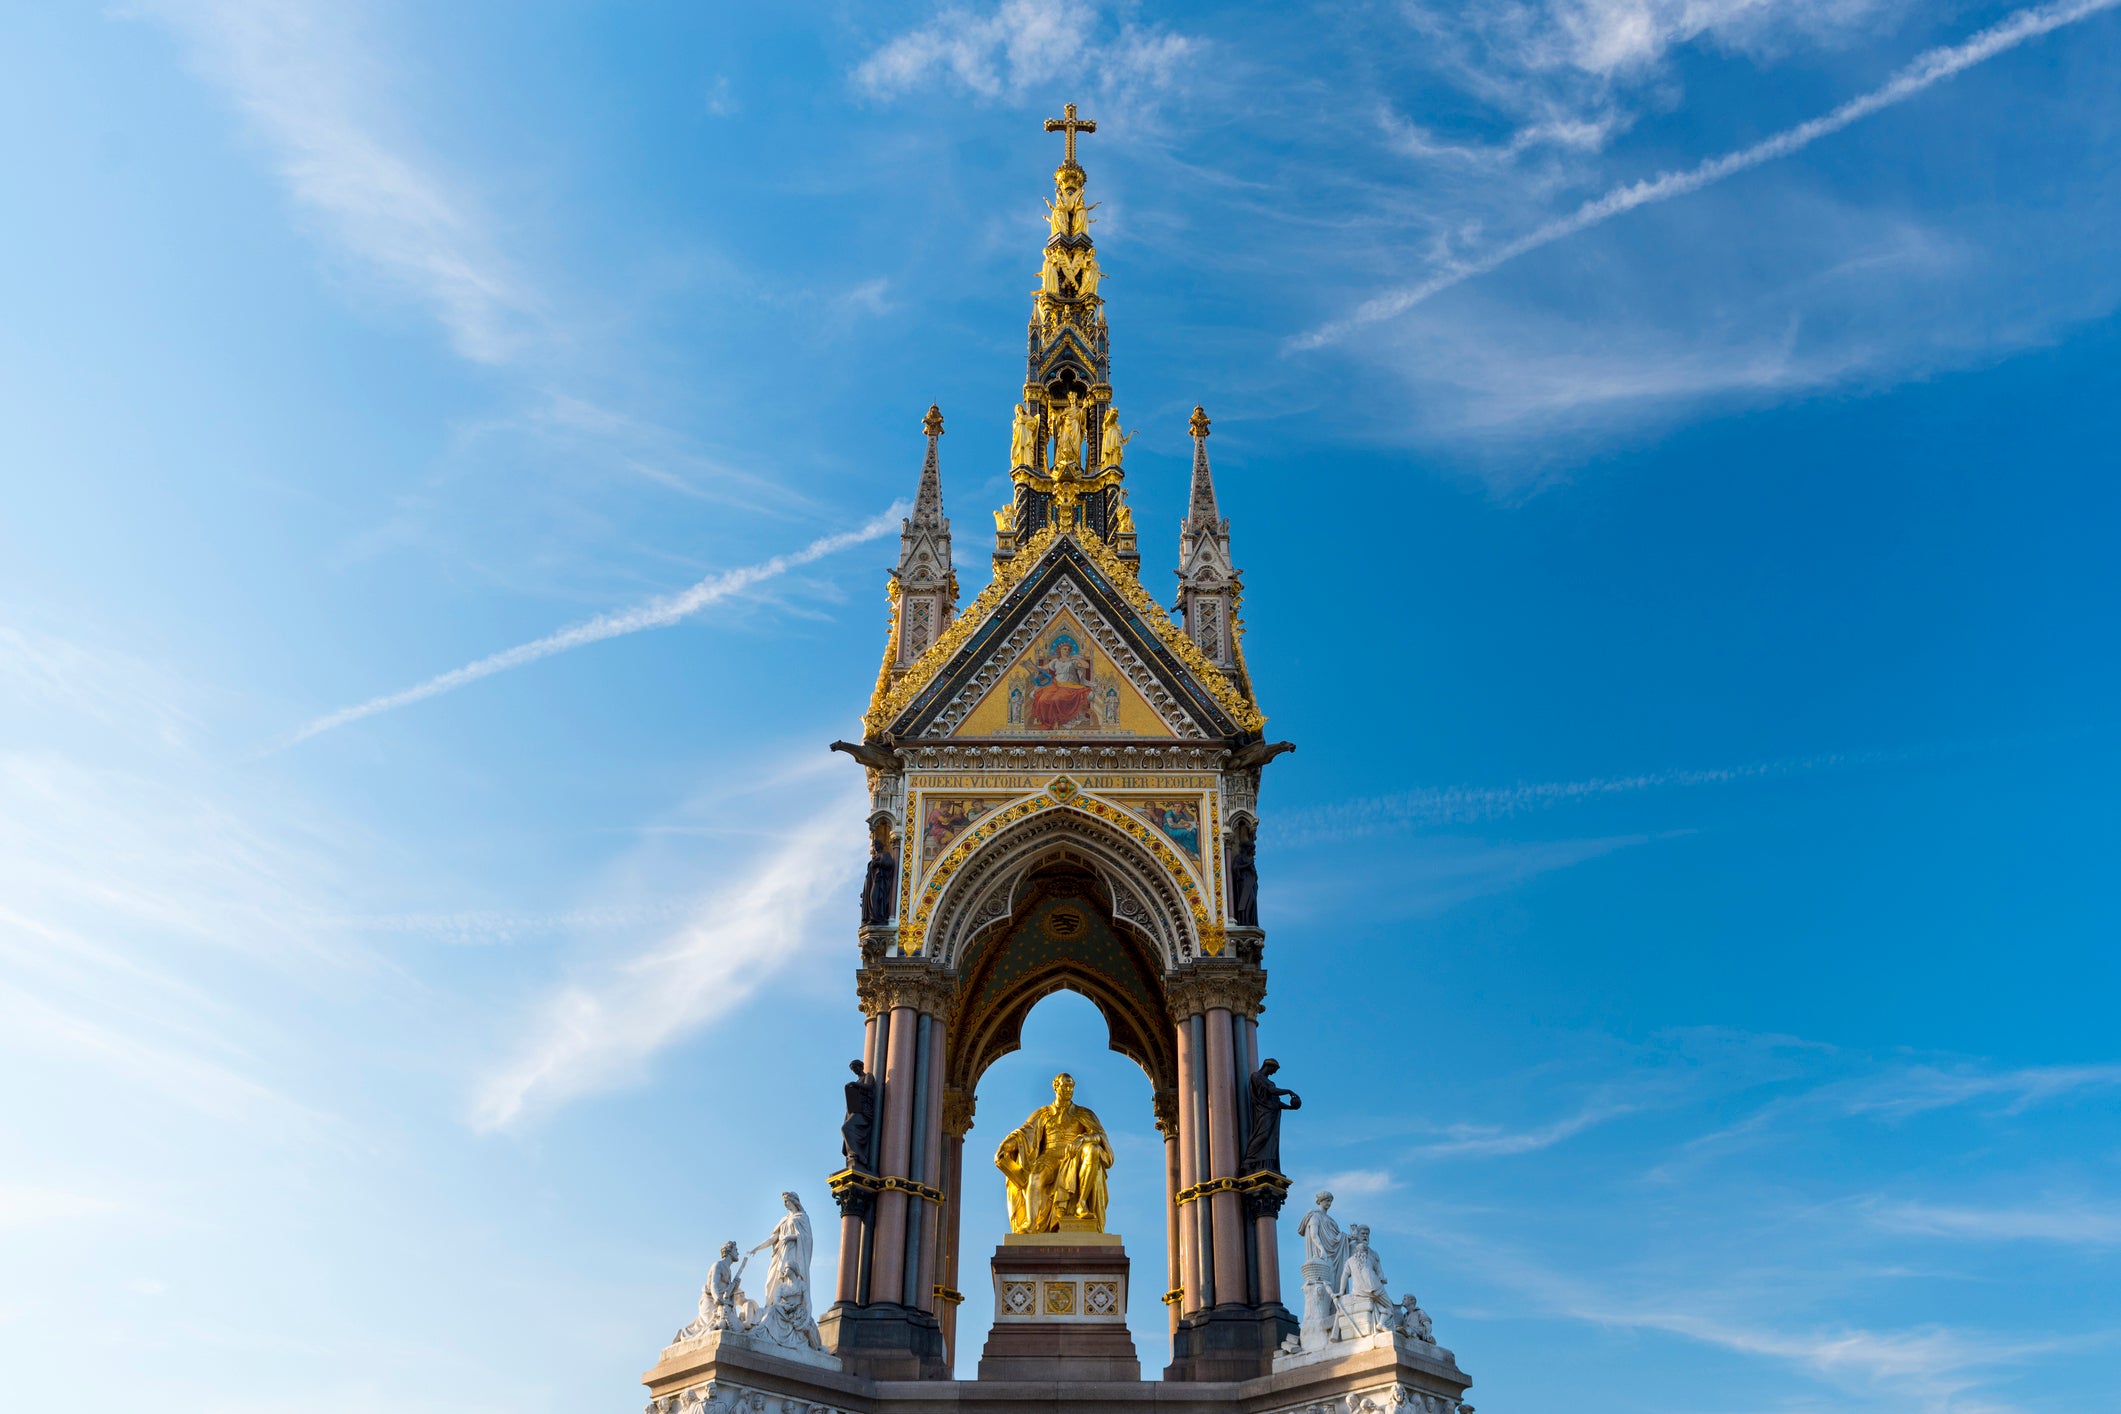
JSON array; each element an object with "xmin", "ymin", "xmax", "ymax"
[{"xmin": 900, "ymin": 742, "xmax": 1228, "ymax": 773}]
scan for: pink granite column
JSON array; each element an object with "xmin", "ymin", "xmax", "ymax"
[
  {"xmin": 834, "ymin": 1013, "xmax": 882, "ymax": 1306},
  {"xmin": 867, "ymin": 1004, "xmax": 918, "ymax": 1305},
  {"xmin": 938, "ymin": 1127, "xmax": 965, "ymax": 1361},
  {"xmin": 1173, "ymin": 1013, "xmax": 1206, "ymax": 1317},
  {"xmin": 1204, "ymin": 1005, "xmax": 1247, "ymax": 1307},
  {"xmin": 910, "ymin": 1014, "xmax": 948, "ymax": 1313},
  {"xmin": 1162, "ymin": 1117, "xmax": 1182, "ymax": 1336}
]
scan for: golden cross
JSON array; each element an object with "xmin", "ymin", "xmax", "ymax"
[{"xmin": 1043, "ymin": 103, "xmax": 1097, "ymax": 165}]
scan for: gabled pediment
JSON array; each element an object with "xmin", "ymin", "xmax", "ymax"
[{"xmin": 871, "ymin": 531, "xmax": 1258, "ymax": 741}]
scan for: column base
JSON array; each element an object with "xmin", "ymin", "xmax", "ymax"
[
  {"xmin": 1162, "ymin": 1301, "xmax": 1298, "ymax": 1382},
  {"xmin": 817, "ymin": 1300, "xmax": 949, "ymax": 1381}
]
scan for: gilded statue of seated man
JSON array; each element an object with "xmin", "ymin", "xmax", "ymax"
[{"xmin": 994, "ymin": 1072, "xmax": 1114, "ymax": 1233}]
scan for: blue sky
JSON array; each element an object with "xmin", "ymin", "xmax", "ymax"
[{"xmin": 2, "ymin": 2, "xmax": 2118, "ymax": 1411}]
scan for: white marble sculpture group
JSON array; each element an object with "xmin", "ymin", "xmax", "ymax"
[
  {"xmin": 1287, "ymin": 1191, "xmax": 1439, "ymax": 1354},
  {"xmin": 672, "ymin": 1192, "xmax": 824, "ymax": 1357}
]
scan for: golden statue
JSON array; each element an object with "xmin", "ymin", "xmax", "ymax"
[
  {"xmin": 1051, "ymin": 393, "xmax": 1089, "ymax": 476},
  {"xmin": 1099, "ymin": 405, "xmax": 1131, "ymax": 468},
  {"xmin": 1009, "ymin": 401, "xmax": 1039, "ymax": 470},
  {"xmin": 995, "ymin": 1072, "xmax": 1114, "ymax": 1233}
]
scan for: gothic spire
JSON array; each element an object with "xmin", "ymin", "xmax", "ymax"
[
  {"xmin": 1183, "ymin": 406, "xmax": 1222, "ymax": 532},
  {"xmin": 893, "ymin": 405, "xmax": 956, "ymax": 670},
  {"xmin": 911, "ymin": 403, "xmax": 947, "ymax": 531},
  {"xmin": 991, "ymin": 105, "xmax": 1138, "ymax": 574},
  {"xmin": 1176, "ymin": 406, "xmax": 1243, "ymax": 681}
]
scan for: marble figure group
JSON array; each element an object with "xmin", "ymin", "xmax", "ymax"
[
  {"xmin": 673, "ymin": 1192, "xmax": 822, "ymax": 1355},
  {"xmin": 1292, "ymin": 1191, "xmax": 1439, "ymax": 1353}
]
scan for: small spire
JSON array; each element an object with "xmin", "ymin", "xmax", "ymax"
[
  {"xmin": 910, "ymin": 405, "xmax": 946, "ymax": 530},
  {"xmin": 1185, "ymin": 406, "xmax": 1221, "ymax": 530}
]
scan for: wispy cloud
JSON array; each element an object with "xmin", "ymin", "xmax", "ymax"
[
  {"xmin": 1447, "ymin": 1232, "xmax": 2065, "ymax": 1407},
  {"xmin": 1276, "ymin": 748, "xmax": 1881, "ymax": 843},
  {"xmin": 1297, "ymin": 0, "xmax": 2121, "ymax": 349},
  {"xmin": 1873, "ymin": 1199, "xmax": 2121, "ymax": 1247},
  {"xmin": 134, "ymin": 0, "xmax": 534, "ymax": 362},
  {"xmin": 472, "ymin": 786, "xmax": 865, "ymax": 1129},
  {"xmin": 1414, "ymin": 1097, "xmax": 1641, "ymax": 1157},
  {"xmin": 281, "ymin": 507, "xmax": 906, "ymax": 747},
  {"xmin": 853, "ymin": 0, "xmax": 1197, "ymax": 103},
  {"xmin": 1838, "ymin": 1062, "xmax": 2121, "ymax": 1119}
]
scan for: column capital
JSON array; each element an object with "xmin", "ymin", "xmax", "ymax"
[
  {"xmin": 1153, "ymin": 1087, "xmax": 1180, "ymax": 1138},
  {"xmin": 857, "ymin": 960, "xmax": 958, "ymax": 1020},
  {"xmin": 941, "ymin": 1086, "xmax": 977, "ymax": 1139},
  {"xmin": 1162, "ymin": 962, "xmax": 1266, "ymax": 1022}
]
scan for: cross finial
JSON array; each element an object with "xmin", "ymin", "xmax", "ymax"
[
  {"xmin": 1043, "ymin": 103, "xmax": 1097, "ymax": 166},
  {"xmin": 924, "ymin": 404, "xmax": 944, "ymax": 438},
  {"xmin": 1190, "ymin": 406, "xmax": 1211, "ymax": 439}
]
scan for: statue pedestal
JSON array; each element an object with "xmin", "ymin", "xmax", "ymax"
[{"xmin": 976, "ymin": 1232, "xmax": 1140, "ymax": 1382}]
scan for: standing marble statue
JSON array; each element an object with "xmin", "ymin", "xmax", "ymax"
[
  {"xmin": 1241, "ymin": 1057, "xmax": 1301, "ymax": 1175},
  {"xmin": 858, "ymin": 823, "xmax": 897, "ymax": 926},
  {"xmin": 748, "ymin": 1192, "xmax": 820, "ymax": 1350},
  {"xmin": 840, "ymin": 1060, "xmax": 877, "ymax": 1173},
  {"xmin": 1294, "ymin": 1190, "xmax": 1346, "ymax": 1351},
  {"xmin": 1296, "ymin": 1190, "xmax": 1347, "ymax": 1286}
]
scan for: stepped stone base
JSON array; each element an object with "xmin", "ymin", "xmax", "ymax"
[
  {"xmin": 977, "ymin": 1232, "xmax": 1138, "ymax": 1381},
  {"xmin": 644, "ymin": 1318, "xmax": 1472, "ymax": 1414}
]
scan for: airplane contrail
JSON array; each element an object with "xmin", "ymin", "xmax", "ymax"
[
  {"xmin": 280, "ymin": 505, "xmax": 907, "ymax": 748},
  {"xmin": 1292, "ymin": 0, "xmax": 2120, "ymax": 350}
]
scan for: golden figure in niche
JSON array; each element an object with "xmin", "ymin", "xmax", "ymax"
[{"xmin": 995, "ymin": 1072, "xmax": 1114, "ymax": 1233}]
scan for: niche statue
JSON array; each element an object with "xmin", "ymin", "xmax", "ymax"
[
  {"xmin": 858, "ymin": 822, "xmax": 897, "ymax": 927},
  {"xmin": 1228, "ymin": 817, "xmax": 1260, "ymax": 927}
]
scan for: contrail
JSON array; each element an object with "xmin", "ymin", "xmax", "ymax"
[
  {"xmin": 1292, "ymin": 0, "xmax": 2120, "ymax": 350},
  {"xmin": 281, "ymin": 506, "xmax": 907, "ymax": 747}
]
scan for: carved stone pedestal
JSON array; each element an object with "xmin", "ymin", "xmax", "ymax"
[{"xmin": 976, "ymin": 1232, "xmax": 1140, "ymax": 1381}]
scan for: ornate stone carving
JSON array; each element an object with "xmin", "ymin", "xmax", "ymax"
[
  {"xmin": 901, "ymin": 742, "xmax": 1227, "ymax": 772},
  {"xmin": 1163, "ymin": 963, "xmax": 1267, "ymax": 1021},
  {"xmin": 941, "ymin": 1086, "xmax": 977, "ymax": 1139},
  {"xmin": 923, "ymin": 805, "xmax": 1196, "ymax": 968},
  {"xmin": 1152, "ymin": 1087, "xmax": 1180, "ymax": 1138},
  {"xmin": 854, "ymin": 962, "xmax": 957, "ymax": 1020}
]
